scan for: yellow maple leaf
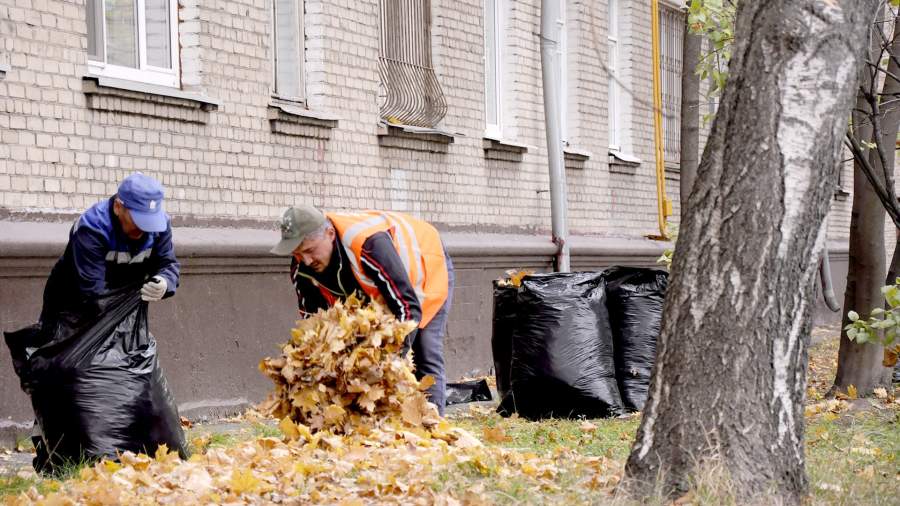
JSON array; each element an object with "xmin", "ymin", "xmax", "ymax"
[
  {"xmin": 279, "ymin": 416, "xmax": 301, "ymax": 440},
  {"xmin": 228, "ymin": 468, "xmax": 261, "ymax": 495},
  {"xmin": 279, "ymin": 417, "xmax": 313, "ymax": 442},
  {"xmin": 154, "ymin": 444, "xmax": 171, "ymax": 460},
  {"xmin": 102, "ymin": 460, "xmax": 122, "ymax": 474},
  {"xmin": 483, "ymin": 426, "xmax": 511, "ymax": 443},
  {"xmin": 847, "ymin": 385, "xmax": 858, "ymax": 400},
  {"xmin": 401, "ymin": 395, "xmax": 425, "ymax": 427},
  {"xmin": 324, "ymin": 404, "xmax": 347, "ymax": 424},
  {"xmin": 418, "ymin": 375, "xmax": 436, "ymax": 391},
  {"xmin": 291, "ymin": 387, "xmax": 321, "ymax": 412}
]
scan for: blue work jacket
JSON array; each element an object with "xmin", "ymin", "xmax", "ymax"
[{"xmin": 39, "ymin": 197, "xmax": 180, "ymax": 322}]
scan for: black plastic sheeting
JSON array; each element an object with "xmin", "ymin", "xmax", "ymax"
[
  {"xmin": 507, "ymin": 272, "xmax": 624, "ymax": 419},
  {"xmin": 491, "ymin": 281, "xmax": 518, "ymax": 415},
  {"xmin": 4, "ymin": 285, "xmax": 187, "ymax": 474},
  {"xmin": 603, "ymin": 266, "xmax": 668, "ymax": 412},
  {"xmin": 445, "ymin": 379, "xmax": 493, "ymax": 406}
]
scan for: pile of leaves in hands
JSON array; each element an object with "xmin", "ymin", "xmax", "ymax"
[{"xmin": 258, "ymin": 293, "xmax": 442, "ymax": 433}]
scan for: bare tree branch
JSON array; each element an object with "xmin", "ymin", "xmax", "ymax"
[{"xmin": 845, "ymin": 132, "xmax": 900, "ymax": 226}]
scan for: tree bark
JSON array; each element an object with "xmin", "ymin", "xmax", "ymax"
[
  {"xmin": 834, "ymin": 14, "xmax": 900, "ymax": 395},
  {"xmin": 679, "ymin": 17, "xmax": 701, "ymax": 216},
  {"xmin": 621, "ymin": 1, "xmax": 877, "ymax": 502}
]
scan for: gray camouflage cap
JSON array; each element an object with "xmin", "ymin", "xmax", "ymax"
[{"xmin": 270, "ymin": 205, "xmax": 327, "ymax": 255}]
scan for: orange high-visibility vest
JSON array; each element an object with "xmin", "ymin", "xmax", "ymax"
[{"xmin": 326, "ymin": 211, "xmax": 449, "ymax": 328}]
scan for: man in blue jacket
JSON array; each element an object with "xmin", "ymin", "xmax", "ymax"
[{"xmin": 39, "ymin": 172, "xmax": 180, "ymax": 324}]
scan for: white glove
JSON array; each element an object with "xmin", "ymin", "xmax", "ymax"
[{"xmin": 141, "ymin": 276, "xmax": 167, "ymax": 302}]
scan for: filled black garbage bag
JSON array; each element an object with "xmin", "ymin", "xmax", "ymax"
[
  {"xmin": 445, "ymin": 379, "xmax": 493, "ymax": 406},
  {"xmin": 509, "ymin": 272, "xmax": 624, "ymax": 419},
  {"xmin": 603, "ymin": 266, "xmax": 668, "ymax": 412},
  {"xmin": 491, "ymin": 281, "xmax": 518, "ymax": 415},
  {"xmin": 4, "ymin": 285, "xmax": 187, "ymax": 474}
]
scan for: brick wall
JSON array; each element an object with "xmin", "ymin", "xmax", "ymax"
[{"xmin": 0, "ymin": 0, "xmax": 860, "ymax": 242}]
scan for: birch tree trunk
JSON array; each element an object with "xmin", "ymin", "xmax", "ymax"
[{"xmin": 621, "ymin": 0, "xmax": 877, "ymax": 502}]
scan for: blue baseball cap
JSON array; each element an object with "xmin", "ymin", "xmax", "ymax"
[{"xmin": 117, "ymin": 173, "xmax": 168, "ymax": 233}]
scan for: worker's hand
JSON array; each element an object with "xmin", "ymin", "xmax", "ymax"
[{"xmin": 141, "ymin": 276, "xmax": 167, "ymax": 302}]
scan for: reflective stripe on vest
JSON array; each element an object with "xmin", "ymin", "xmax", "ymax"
[{"xmin": 326, "ymin": 211, "xmax": 449, "ymax": 328}]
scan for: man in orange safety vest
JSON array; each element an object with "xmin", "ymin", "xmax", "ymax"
[{"xmin": 270, "ymin": 204, "xmax": 454, "ymax": 413}]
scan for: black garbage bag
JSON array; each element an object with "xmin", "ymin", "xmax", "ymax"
[
  {"xmin": 491, "ymin": 281, "xmax": 518, "ymax": 415},
  {"xmin": 445, "ymin": 379, "xmax": 493, "ymax": 406},
  {"xmin": 603, "ymin": 266, "xmax": 668, "ymax": 412},
  {"xmin": 4, "ymin": 284, "xmax": 187, "ymax": 474},
  {"xmin": 509, "ymin": 272, "xmax": 624, "ymax": 419}
]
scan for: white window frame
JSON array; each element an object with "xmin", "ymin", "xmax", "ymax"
[
  {"xmin": 558, "ymin": 0, "xmax": 568, "ymax": 144},
  {"xmin": 484, "ymin": 0, "xmax": 504, "ymax": 139},
  {"xmin": 607, "ymin": 0, "xmax": 620, "ymax": 151},
  {"xmin": 87, "ymin": 0, "xmax": 180, "ymax": 88},
  {"xmin": 272, "ymin": 0, "xmax": 305, "ymax": 103}
]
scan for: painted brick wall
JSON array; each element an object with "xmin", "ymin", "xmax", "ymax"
[{"xmin": 0, "ymin": 0, "xmax": 857, "ymax": 244}]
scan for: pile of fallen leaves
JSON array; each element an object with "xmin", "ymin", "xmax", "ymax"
[
  {"xmin": 258, "ymin": 294, "xmax": 441, "ymax": 434},
  {"xmin": 3, "ymin": 422, "xmax": 612, "ymax": 505}
]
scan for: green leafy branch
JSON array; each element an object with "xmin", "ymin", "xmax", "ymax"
[
  {"xmin": 687, "ymin": 0, "xmax": 736, "ymax": 111},
  {"xmin": 845, "ymin": 279, "xmax": 900, "ymax": 367}
]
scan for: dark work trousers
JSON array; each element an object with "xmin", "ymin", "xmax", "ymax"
[{"xmin": 411, "ymin": 253, "xmax": 454, "ymax": 415}]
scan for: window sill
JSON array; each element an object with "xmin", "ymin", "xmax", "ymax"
[
  {"xmin": 377, "ymin": 122, "xmax": 455, "ymax": 153},
  {"xmin": 483, "ymin": 137, "xmax": 528, "ymax": 162},
  {"xmin": 664, "ymin": 164, "xmax": 680, "ymax": 181},
  {"xmin": 0, "ymin": 63, "xmax": 9, "ymax": 79},
  {"xmin": 609, "ymin": 150, "xmax": 641, "ymax": 175},
  {"xmin": 83, "ymin": 76, "xmax": 220, "ymax": 123},
  {"xmin": 564, "ymin": 146, "xmax": 591, "ymax": 170},
  {"xmin": 268, "ymin": 102, "xmax": 339, "ymax": 139}
]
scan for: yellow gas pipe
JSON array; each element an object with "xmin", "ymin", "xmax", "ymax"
[{"xmin": 650, "ymin": 0, "xmax": 672, "ymax": 240}]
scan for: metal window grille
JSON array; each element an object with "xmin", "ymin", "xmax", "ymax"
[
  {"xmin": 378, "ymin": 0, "xmax": 447, "ymax": 128},
  {"xmin": 659, "ymin": 4, "xmax": 684, "ymax": 164}
]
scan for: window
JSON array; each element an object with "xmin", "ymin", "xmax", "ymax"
[
  {"xmin": 273, "ymin": 0, "xmax": 305, "ymax": 102},
  {"xmin": 484, "ymin": 0, "xmax": 503, "ymax": 138},
  {"xmin": 86, "ymin": 0, "xmax": 179, "ymax": 87},
  {"xmin": 607, "ymin": 0, "xmax": 619, "ymax": 150},
  {"xmin": 659, "ymin": 3, "xmax": 685, "ymax": 164},
  {"xmin": 378, "ymin": 0, "xmax": 447, "ymax": 128}
]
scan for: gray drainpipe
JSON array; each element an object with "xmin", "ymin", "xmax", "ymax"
[
  {"xmin": 820, "ymin": 247, "xmax": 840, "ymax": 312},
  {"xmin": 540, "ymin": 0, "xmax": 570, "ymax": 272}
]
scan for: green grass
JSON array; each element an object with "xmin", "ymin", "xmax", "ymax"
[
  {"xmin": 204, "ymin": 432, "xmax": 240, "ymax": 449},
  {"xmin": 249, "ymin": 421, "xmax": 281, "ymax": 439},
  {"xmin": 0, "ymin": 474, "xmax": 40, "ymax": 498},
  {"xmin": 451, "ymin": 408, "xmax": 640, "ymax": 460},
  {"xmin": 807, "ymin": 408, "xmax": 899, "ymax": 505}
]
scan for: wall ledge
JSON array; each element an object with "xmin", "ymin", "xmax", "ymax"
[{"xmin": 83, "ymin": 76, "xmax": 219, "ymax": 123}]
